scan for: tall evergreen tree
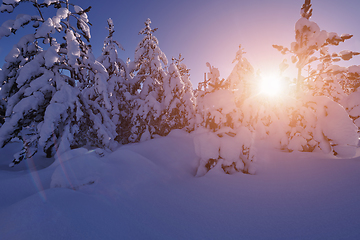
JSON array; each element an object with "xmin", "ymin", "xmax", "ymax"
[
  {"xmin": 227, "ymin": 45, "xmax": 256, "ymax": 104},
  {"xmin": 0, "ymin": 0, "xmax": 116, "ymax": 166},
  {"xmin": 129, "ymin": 18, "xmax": 168, "ymax": 142},
  {"xmin": 171, "ymin": 54, "xmax": 196, "ymax": 131},
  {"xmin": 194, "ymin": 62, "xmax": 256, "ymax": 176},
  {"xmin": 271, "ymin": 0, "xmax": 359, "ymax": 156},
  {"xmin": 161, "ymin": 61, "xmax": 195, "ymax": 135},
  {"xmin": 97, "ymin": 18, "xmax": 133, "ymax": 144}
]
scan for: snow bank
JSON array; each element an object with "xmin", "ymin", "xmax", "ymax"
[
  {"xmin": 51, "ymin": 150, "xmax": 104, "ymax": 190},
  {"xmin": 1, "ymin": 133, "xmax": 360, "ymax": 240},
  {"xmin": 193, "ymin": 129, "xmax": 220, "ymax": 161},
  {"xmin": 193, "ymin": 126, "xmax": 255, "ymax": 176},
  {"xmin": 303, "ymin": 96, "xmax": 358, "ymax": 157}
]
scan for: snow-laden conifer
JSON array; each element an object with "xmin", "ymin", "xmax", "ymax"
[
  {"xmin": 160, "ymin": 55, "xmax": 195, "ymax": 135},
  {"xmin": 97, "ymin": 18, "xmax": 133, "ymax": 144},
  {"xmin": 195, "ymin": 63, "xmax": 233, "ymax": 131},
  {"xmin": 227, "ymin": 45, "xmax": 257, "ymax": 104},
  {"xmin": 0, "ymin": 1, "xmax": 116, "ymax": 166},
  {"xmin": 271, "ymin": 0, "xmax": 359, "ymax": 156},
  {"xmin": 171, "ymin": 54, "xmax": 196, "ymax": 131},
  {"xmin": 194, "ymin": 62, "xmax": 256, "ymax": 176},
  {"xmin": 129, "ymin": 18, "xmax": 168, "ymax": 142}
]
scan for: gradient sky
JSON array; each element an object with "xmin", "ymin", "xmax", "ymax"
[{"xmin": 0, "ymin": 0, "xmax": 359, "ymax": 87}]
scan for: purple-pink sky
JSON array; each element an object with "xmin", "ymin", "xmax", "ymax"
[{"xmin": 0, "ymin": 0, "xmax": 359, "ymax": 86}]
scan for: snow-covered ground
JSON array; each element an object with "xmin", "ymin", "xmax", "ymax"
[{"xmin": 1, "ymin": 130, "xmax": 360, "ymax": 240}]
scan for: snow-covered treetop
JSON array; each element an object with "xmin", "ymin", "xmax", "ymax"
[
  {"xmin": 107, "ymin": 18, "xmax": 115, "ymax": 38},
  {"xmin": 139, "ymin": 18, "xmax": 157, "ymax": 37},
  {"xmin": 103, "ymin": 18, "xmax": 124, "ymax": 52},
  {"xmin": 96, "ymin": 18, "xmax": 126, "ymax": 81},
  {"xmin": 197, "ymin": 63, "xmax": 228, "ymax": 93},
  {"xmin": 133, "ymin": 18, "xmax": 168, "ymax": 85},
  {"xmin": 163, "ymin": 63, "xmax": 183, "ymax": 106},
  {"xmin": 172, "ymin": 54, "xmax": 190, "ymax": 78},
  {"xmin": 300, "ymin": 0, "xmax": 312, "ymax": 19},
  {"xmin": 206, "ymin": 62, "xmax": 220, "ymax": 83},
  {"xmin": 227, "ymin": 45, "xmax": 255, "ymax": 93},
  {"xmin": 232, "ymin": 45, "xmax": 246, "ymax": 63},
  {"xmin": 135, "ymin": 18, "xmax": 164, "ymax": 64},
  {"xmin": 171, "ymin": 53, "xmax": 195, "ymax": 107}
]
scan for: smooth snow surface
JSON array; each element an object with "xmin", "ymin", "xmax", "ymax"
[{"xmin": 1, "ymin": 130, "xmax": 360, "ymax": 239}]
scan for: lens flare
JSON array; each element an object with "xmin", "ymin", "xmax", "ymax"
[
  {"xmin": 26, "ymin": 156, "xmax": 47, "ymax": 202},
  {"xmin": 259, "ymin": 75, "xmax": 284, "ymax": 97}
]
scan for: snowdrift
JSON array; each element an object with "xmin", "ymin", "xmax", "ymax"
[{"xmin": 1, "ymin": 130, "xmax": 360, "ymax": 239}]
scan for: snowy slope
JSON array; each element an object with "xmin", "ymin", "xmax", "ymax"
[{"xmin": 0, "ymin": 130, "xmax": 360, "ymax": 240}]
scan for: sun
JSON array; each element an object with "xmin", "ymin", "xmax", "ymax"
[{"xmin": 259, "ymin": 75, "xmax": 284, "ymax": 97}]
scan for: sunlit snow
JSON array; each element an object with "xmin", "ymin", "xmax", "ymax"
[{"xmin": 1, "ymin": 131, "xmax": 360, "ymax": 239}]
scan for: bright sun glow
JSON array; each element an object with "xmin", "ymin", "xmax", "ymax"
[{"xmin": 259, "ymin": 75, "xmax": 284, "ymax": 97}]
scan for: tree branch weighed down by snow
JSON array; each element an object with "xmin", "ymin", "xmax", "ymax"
[
  {"xmin": 0, "ymin": 0, "xmax": 117, "ymax": 166},
  {"xmin": 272, "ymin": 0, "xmax": 360, "ymax": 96},
  {"xmin": 0, "ymin": 0, "xmax": 359, "ymax": 175}
]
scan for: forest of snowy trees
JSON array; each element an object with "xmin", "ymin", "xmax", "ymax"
[{"xmin": 0, "ymin": 0, "xmax": 359, "ymax": 175}]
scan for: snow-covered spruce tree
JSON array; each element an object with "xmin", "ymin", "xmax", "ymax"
[
  {"xmin": 273, "ymin": 0, "xmax": 359, "ymax": 98},
  {"xmin": 0, "ymin": 0, "xmax": 116, "ymax": 166},
  {"xmin": 172, "ymin": 54, "xmax": 196, "ymax": 105},
  {"xmin": 170, "ymin": 54, "xmax": 196, "ymax": 131},
  {"xmin": 194, "ymin": 62, "xmax": 256, "ymax": 176},
  {"xmin": 97, "ymin": 19, "xmax": 125, "ymax": 78},
  {"xmin": 195, "ymin": 62, "xmax": 232, "ymax": 131},
  {"xmin": 227, "ymin": 45, "xmax": 257, "ymax": 105},
  {"xmin": 129, "ymin": 18, "xmax": 168, "ymax": 142},
  {"xmin": 0, "ymin": 4, "xmax": 43, "ymax": 126},
  {"xmin": 272, "ymin": 0, "xmax": 359, "ymax": 156},
  {"xmin": 97, "ymin": 18, "xmax": 133, "ymax": 144},
  {"xmin": 160, "ymin": 56, "xmax": 195, "ymax": 135},
  {"xmin": 0, "ymin": 0, "xmax": 65, "ymax": 164}
]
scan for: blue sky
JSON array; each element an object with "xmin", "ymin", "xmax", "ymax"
[{"xmin": 0, "ymin": 0, "xmax": 359, "ymax": 87}]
